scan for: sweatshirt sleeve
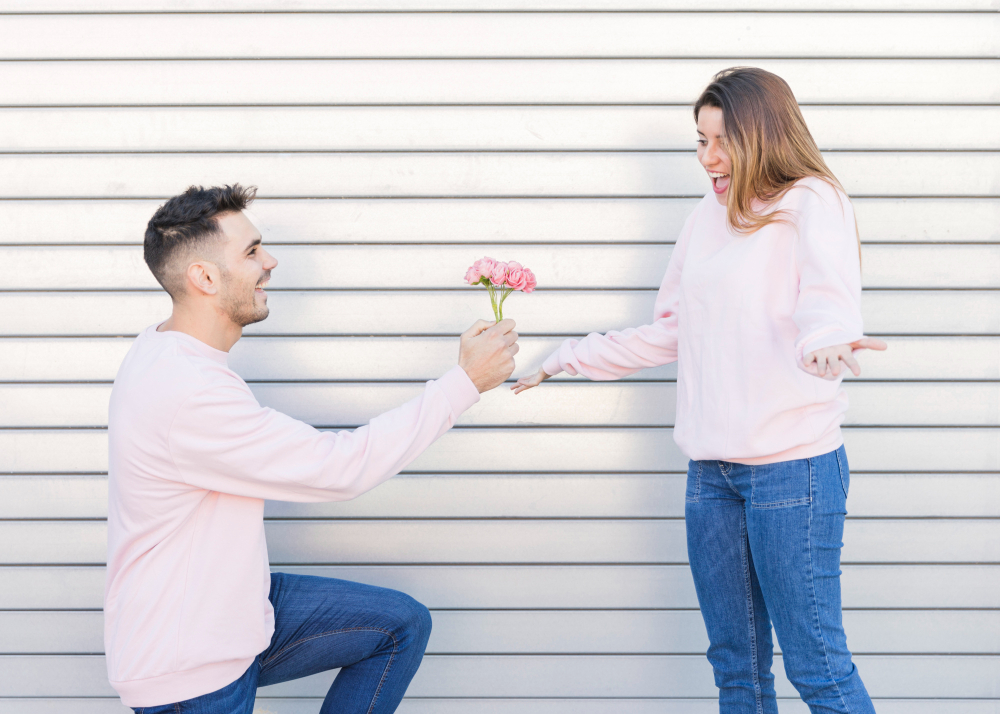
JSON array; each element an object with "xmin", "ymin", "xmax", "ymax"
[
  {"xmin": 167, "ymin": 364, "xmax": 480, "ymax": 502},
  {"xmin": 540, "ymin": 210, "xmax": 695, "ymax": 381},
  {"xmin": 791, "ymin": 180, "xmax": 866, "ymax": 378}
]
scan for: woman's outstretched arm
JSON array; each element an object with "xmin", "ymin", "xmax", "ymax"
[{"xmin": 513, "ymin": 208, "xmax": 699, "ymax": 394}]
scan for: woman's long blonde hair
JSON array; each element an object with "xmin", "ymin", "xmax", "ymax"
[{"xmin": 694, "ymin": 67, "xmax": 859, "ymax": 251}]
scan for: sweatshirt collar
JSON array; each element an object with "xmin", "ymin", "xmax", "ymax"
[{"xmin": 146, "ymin": 323, "xmax": 230, "ymax": 366}]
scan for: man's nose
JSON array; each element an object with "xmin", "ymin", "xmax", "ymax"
[{"xmin": 262, "ymin": 249, "xmax": 278, "ymax": 270}]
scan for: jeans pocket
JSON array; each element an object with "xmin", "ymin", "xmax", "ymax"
[
  {"xmin": 750, "ymin": 458, "xmax": 811, "ymax": 508},
  {"xmin": 685, "ymin": 461, "xmax": 702, "ymax": 503}
]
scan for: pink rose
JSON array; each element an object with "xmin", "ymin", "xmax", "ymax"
[
  {"xmin": 505, "ymin": 265, "xmax": 528, "ymax": 291},
  {"xmin": 475, "ymin": 256, "xmax": 496, "ymax": 276},
  {"xmin": 464, "ymin": 265, "xmax": 483, "ymax": 285},
  {"xmin": 522, "ymin": 268, "xmax": 537, "ymax": 294},
  {"xmin": 489, "ymin": 261, "xmax": 508, "ymax": 286}
]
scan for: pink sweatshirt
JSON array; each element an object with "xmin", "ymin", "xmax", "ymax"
[
  {"xmin": 542, "ymin": 177, "xmax": 864, "ymax": 465},
  {"xmin": 105, "ymin": 325, "xmax": 480, "ymax": 707}
]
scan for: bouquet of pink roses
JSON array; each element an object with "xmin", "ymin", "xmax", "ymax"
[{"xmin": 465, "ymin": 256, "xmax": 536, "ymax": 322}]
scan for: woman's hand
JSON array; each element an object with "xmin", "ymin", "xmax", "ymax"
[
  {"xmin": 803, "ymin": 337, "xmax": 888, "ymax": 378},
  {"xmin": 511, "ymin": 367, "xmax": 552, "ymax": 394}
]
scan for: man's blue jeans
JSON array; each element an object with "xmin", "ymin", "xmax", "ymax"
[
  {"xmin": 685, "ymin": 446, "xmax": 875, "ymax": 713},
  {"xmin": 133, "ymin": 573, "xmax": 432, "ymax": 714}
]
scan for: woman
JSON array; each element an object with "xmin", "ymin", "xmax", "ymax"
[{"xmin": 513, "ymin": 67, "xmax": 885, "ymax": 713}]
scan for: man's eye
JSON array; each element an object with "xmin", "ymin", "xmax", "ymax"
[{"xmin": 249, "ymin": 249, "xmax": 256, "ymax": 255}]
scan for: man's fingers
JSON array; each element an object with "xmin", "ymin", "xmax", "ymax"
[
  {"xmin": 463, "ymin": 319, "xmax": 495, "ymax": 339},
  {"xmin": 492, "ymin": 318, "xmax": 517, "ymax": 334},
  {"xmin": 508, "ymin": 342, "xmax": 520, "ymax": 356},
  {"xmin": 503, "ymin": 330, "xmax": 519, "ymax": 347}
]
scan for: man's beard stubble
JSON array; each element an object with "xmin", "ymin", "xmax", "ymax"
[{"xmin": 221, "ymin": 268, "xmax": 270, "ymax": 328}]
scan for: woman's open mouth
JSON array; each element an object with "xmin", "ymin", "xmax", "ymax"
[{"xmin": 708, "ymin": 171, "xmax": 730, "ymax": 194}]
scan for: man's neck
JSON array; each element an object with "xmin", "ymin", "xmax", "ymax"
[{"xmin": 158, "ymin": 304, "xmax": 242, "ymax": 353}]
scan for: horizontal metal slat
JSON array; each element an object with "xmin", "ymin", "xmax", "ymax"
[
  {"xmin": 7, "ymin": 243, "xmax": 999, "ymax": 290},
  {"xmin": 2, "ymin": 564, "xmax": 996, "ymax": 610},
  {"xmin": 2, "ymin": 152, "xmax": 997, "ymax": 198},
  {"xmin": 2, "ymin": 427, "xmax": 998, "ymax": 473},
  {"xmin": 3, "ymin": 13, "xmax": 997, "ymax": 60},
  {"xmin": 4, "ymin": 106, "xmax": 1000, "ymax": 152},
  {"xmin": 2, "ymin": 654, "xmax": 998, "ymax": 698},
  {"xmin": 1, "ymin": 59, "xmax": 996, "ymax": 105},
  {"xmin": 1, "ymin": 336, "xmax": 996, "ymax": 382},
  {"xmin": 3, "ymin": 198, "xmax": 997, "ymax": 245},
  {"xmin": 4, "ymin": 473, "xmax": 1000, "ymax": 519},
  {"xmin": 2, "ymin": 609, "xmax": 996, "ymax": 655},
  {"xmin": 1, "ymin": 290, "xmax": 996, "ymax": 337},
  {"xmin": 2, "ymin": 381, "xmax": 997, "ymax": 427},
  {"xmin": 1, "ymin": 518, "xmax": 998, "ymax": 565}
]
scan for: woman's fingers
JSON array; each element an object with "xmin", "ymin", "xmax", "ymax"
[
  {"xmin": 842, "ymin": 351, "xmax": 862, "ymax": 377},
  {"xmin": 807, "ymin": 344, "xmax": 869, "ymax": 379},
  {"xmin": 511, "ymin": 376, "xmax": 535, "ymax": 393},
  {"xmin": 850, "ymin": 337, "xmax": 888, "ymax": 352}
]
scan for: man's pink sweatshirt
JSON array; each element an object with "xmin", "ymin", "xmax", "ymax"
[
  {"xmin": 105, "ymin": 326, "xmax": 480, "ymax": 707},
  {"xmin": 542, "ymin": 177, "xmax": 865, "ymax": 465}
]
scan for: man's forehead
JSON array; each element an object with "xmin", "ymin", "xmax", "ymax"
[{"xmin": 217, "ymin": 210, "xmax": 262, "ymax": 247}]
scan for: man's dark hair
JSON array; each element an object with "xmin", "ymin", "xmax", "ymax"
[{"xmin": 144, "ymin": 184, "xmax": 257, "ymax": 298}]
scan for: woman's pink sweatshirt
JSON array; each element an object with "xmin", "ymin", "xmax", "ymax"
[
  {"xmin": 542, "ymin": 177, "xmax": 865, "ymax": 465},
  {"xmin": 105, "ymin": 325, "xmax": 480, "ymax": 707}
]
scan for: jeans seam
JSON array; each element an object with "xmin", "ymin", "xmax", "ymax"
[
  {"xmin": 739, "ymin": 509, "xmax": 764, "ymax": 714},
  {"xmin": 804, "ymin": 457, "xmax": 853, "ymax": 713},
  {"xmin": 719, "ymin": 461, "xmax": 740, "ymax": 495},
  {"xmin": 261, "ymin": 626, "xmax": 398, "ymax": 668},
  {"xmin": 366, "ymin": 628, "xmax": 401, "ymax": 714},
  {"xmin": 687, "ymin": 462, "xmax": 702, "ymax": 503}
]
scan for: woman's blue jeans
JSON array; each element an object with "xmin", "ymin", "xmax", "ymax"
[
  {"xmin": 133, "ymin": 573, "xmax": 432, "ymax": 714},
  {"xmin": 685, "ymin": 446, "xmax": 875, "ymax": 713}
]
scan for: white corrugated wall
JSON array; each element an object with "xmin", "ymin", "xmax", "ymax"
[{"xmin": 0, "ymin": 2, "xmax": 998, "ymax": 712}]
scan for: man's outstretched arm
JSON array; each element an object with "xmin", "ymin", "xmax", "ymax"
[{"xmin": 167, "ymin": 319, "xmax": 518, "ymax": 502}]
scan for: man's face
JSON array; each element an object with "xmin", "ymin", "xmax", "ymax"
[{"xmin": 216, "ymin": 211, "xmax": 278, "ymax": 327}]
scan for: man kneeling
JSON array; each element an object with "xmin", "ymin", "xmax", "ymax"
[{"xmin": 105, "ymin": 185, "xmax": 518, "ymax": 713}]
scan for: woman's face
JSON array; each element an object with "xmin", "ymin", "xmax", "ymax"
[{"xmin": 696, "ymin": 106, "xmax": 732, "ymax": 206}]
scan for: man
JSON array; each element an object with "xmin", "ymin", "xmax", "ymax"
[{"xmin": 105, "ymin": 184, "xmax": 518, "ymax": 713}]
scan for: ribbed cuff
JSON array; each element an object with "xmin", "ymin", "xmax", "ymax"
[
  {"xmin": 437, "ymin": 364, "xmax": 482, "ymax": 415},
  {"xmin": 797, "ymin": 327, "xmax": 864, "ymax": 364},
  {"xmin": 541, "ymin": 351, "xmax": 565, "ymax": 378}
]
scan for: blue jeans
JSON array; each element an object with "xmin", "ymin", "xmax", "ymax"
[
  {"xmin": 685, "ymin": 446, "xmax": 875, "ymax": 714},
  {"xmin": 133, "ymin": 573, "xmax": 432, "ymax": 714}
]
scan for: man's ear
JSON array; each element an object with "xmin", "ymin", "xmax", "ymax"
[{"xmin": 184, "ymin": 260, "xmax": 220, "ymax": 297}]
